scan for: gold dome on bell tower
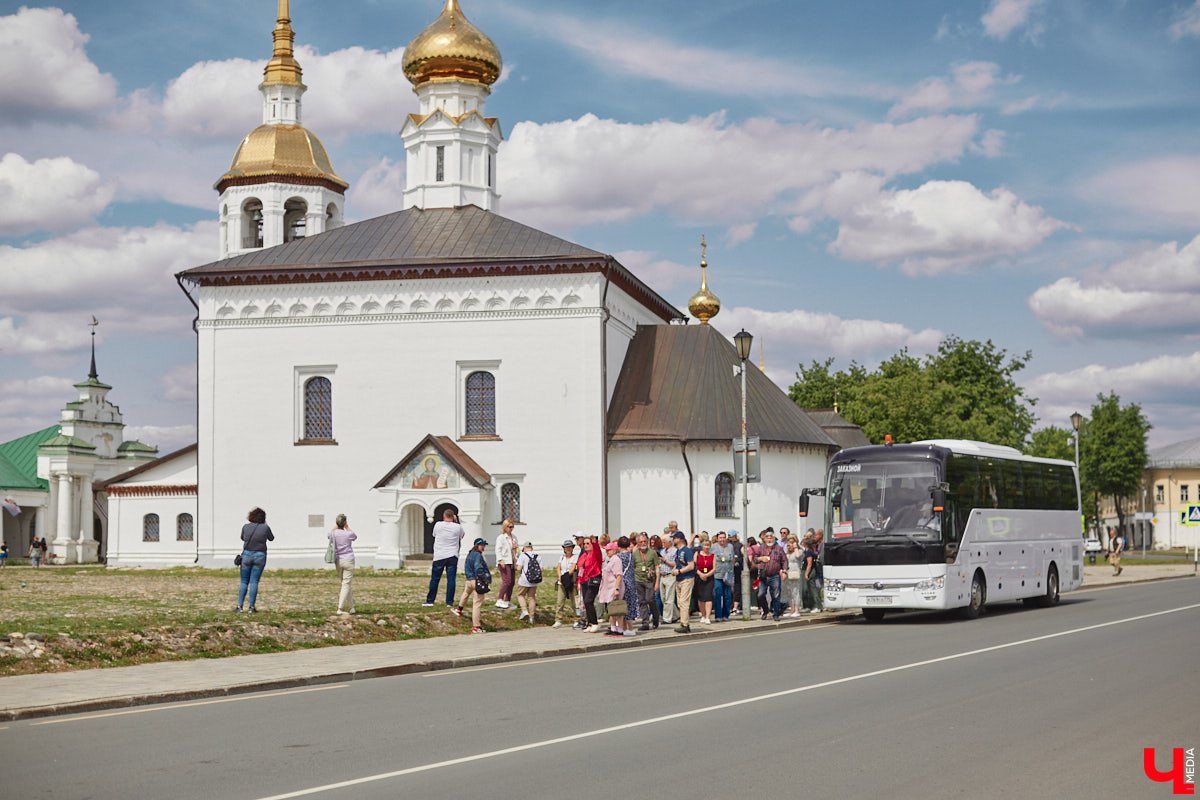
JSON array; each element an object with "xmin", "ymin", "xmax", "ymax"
[
  {"xmin": 403, "ymin": 0, "xmax": 502, "ymax": 88},
  {"xmin": 688, "ymin": 235, "xmax": 721, "ymax": 325}
]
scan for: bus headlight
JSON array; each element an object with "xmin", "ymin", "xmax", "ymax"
[
  {"xmin": 915, "ymin": 577, "xmax": 944, "ymax": 592},
  {"xmin": 826, "ymin": 579, "xmax": 843, "ymax": 593}
]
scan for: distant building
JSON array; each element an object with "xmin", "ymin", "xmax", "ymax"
[{"xmin": 803, "ymin": 408, "xmax": 871, "ymax": 451}]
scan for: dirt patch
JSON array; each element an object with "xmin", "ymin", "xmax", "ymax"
[{"xmin": 0, "ymin": 566, "xmax": 562, "ymax": 675}]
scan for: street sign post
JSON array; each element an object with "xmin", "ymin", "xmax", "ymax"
[{"xmin": 732, "ymin": 436, "xmax": 760, "ymax": 483}]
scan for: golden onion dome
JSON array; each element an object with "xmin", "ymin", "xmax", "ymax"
[
  {"xmin": 215, "ymin": 124, "xmax": 348, "ymax": 192},
  {"xmin": 688, "ymin": 238, "xmax": 721, "ymax": 325},
  {"xmin": 403, "ymin": 0, "xmax": 502, "ymax": 88}
]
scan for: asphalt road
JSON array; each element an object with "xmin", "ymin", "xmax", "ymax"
[{"xmin": 4, "ymin": 579, "xmax": 1197, "ymax": 800}]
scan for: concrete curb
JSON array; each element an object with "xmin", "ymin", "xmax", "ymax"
[{"xmin": 0, "ymin": 611, "xmax": 855, "ymax": 722}]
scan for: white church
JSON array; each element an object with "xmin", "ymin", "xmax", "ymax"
[{"xmin": 97, "ymin": 0, "xmax": 839, "ymax": 568}]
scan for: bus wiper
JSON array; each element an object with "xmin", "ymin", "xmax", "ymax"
[{"xmin": 864, "ymin": 532, "xmax": 928, "ymax": 548}]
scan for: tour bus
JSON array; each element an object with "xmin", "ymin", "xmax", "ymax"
[{"xmin": 799, "ymin": 439, "xmax": 1083, "ymax": 621}]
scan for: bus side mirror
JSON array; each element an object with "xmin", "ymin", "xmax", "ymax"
[
  {"xmin": 931, "ymin": 487, "xmax": 946, "ymax": 513},
  {"xmin": 798, "ymin": 495, "xmax": 810, "ymax": 517}
]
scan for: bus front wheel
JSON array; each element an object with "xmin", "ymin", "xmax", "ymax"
[
  {"xmin": 1034, "ymin": 565, "xmax": 1060, "ymax": 607},
  {"xmin": 961, "ymin": 572, "xmax": 985, "ymax": 619},
  {"xmin": 862, "ymin": 608, "xmax": 886, "ymax": 623}
]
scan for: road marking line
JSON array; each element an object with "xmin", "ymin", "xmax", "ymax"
[
  {"xmin": 255, "ymin": 602, "xmax": 1200, "ymax": 799},
  {"xmin": 420, "ymin": 625, "xmax": 835, "ymax": 676},
  {"xmin": 31, "ymin": 684, "xmax": 349, "ymax": 726}
]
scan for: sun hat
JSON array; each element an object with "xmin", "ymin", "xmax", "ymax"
[
  {"xmin": 603, "ymin": 541, "xmax": 619, "ymax": 551},
  {"xmin": 562, "ymin": 539, "xmax": 575, "ymax": 547}
]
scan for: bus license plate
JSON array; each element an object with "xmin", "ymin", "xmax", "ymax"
[{"xmin": 864, "ymin": 595, "xmax": 892, "ymax": 605}]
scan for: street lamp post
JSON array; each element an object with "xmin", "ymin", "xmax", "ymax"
[
  {"xmin": 1071, "ymin": 411, "xmax": 1083, "ymax": 535},
  {"xmin": 734, "ymin": 328, "xmax": 753, "ymax": 621}
]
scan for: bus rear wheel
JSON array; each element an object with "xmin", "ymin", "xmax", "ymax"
[
  {"xmin": 1034, "ymin": 565, "xmax": 1060, "ymax": 607},
  {"xmin": 961, "ymin": 572, "xmax": 985, "ymax": 619},
  {"xmin": 862, "ymin": 608, "xmax": 886, "ymax": 623}
]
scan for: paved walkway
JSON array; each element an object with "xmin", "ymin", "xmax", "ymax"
[{"xmin": 0, "ymin": 564, "xmax": 1192, "ymax": 721}]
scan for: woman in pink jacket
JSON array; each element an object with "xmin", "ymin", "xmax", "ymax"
[{"xmin": 598, "ymin": 540, "xmax": 626, "ymax": 637}]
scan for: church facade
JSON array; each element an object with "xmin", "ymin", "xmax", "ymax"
[{"xmin": 102, "ymin": 0, "xmax": 837, "ymax": 568}]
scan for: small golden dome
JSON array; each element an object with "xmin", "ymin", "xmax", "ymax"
[
  {"xmin": 215, "ymin": 124, "xmax": 348, "ymax": 192},
  {"xmin": 262, "ymin": 0, "xmax": 303, "ymax": 87},
  {"xmin": 688, "ymin": 236, "xmax": 721, "ymax": 325},
  {"xmin": 403, "ymin": 0, "xmax": 502, "ymax": 88}
]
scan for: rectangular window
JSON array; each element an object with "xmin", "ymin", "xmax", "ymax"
[
  {"xmin": 1183, "ymin": 485, "xmax": 1191, "ymax": 503},
  {"xmin": 143, "ymin": 514, "xmax": 160, "ymax": 543},
  {"xmin": 436, "ymin": 146, "xmax": 445, "ymax": 182},
  {"xmin": 295, "ymin": 365, "xmax": 337, "ymax": 444},
  {"xmin": 1156, "ymin": 484, "xmax": 1164, "ymax": 503},
  {"xmin": 487, "ymin": 153, "xmax": 493, "ymax": 188},
  {"xmin": 456, "ymin": 360, "xmax": 501, "ymax": 439},
  {"xmin": 177, "ymin": 513, "xmax": 193, "ymax": 542}
]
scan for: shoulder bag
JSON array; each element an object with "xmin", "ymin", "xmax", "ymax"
[{"xmin": 324, "ymin": 534, "xmax": 336, "ymax": 564}]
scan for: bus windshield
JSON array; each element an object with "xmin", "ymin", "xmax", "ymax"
[{"xmin": 827, "ymin": 461, "xmax": 942, "ymax": 541}]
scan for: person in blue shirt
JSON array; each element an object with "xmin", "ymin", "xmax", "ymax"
[
  {"xmin": 454, "ymin": 538, "xmax": 491, "ymax": 633},
  {"xmin": 670, "ymin": 532, "xmax": 695, "ymax": 633}
]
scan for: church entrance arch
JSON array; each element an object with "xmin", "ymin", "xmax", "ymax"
[{"xmin": 425, "ymin": 502, "xmax": 459, "ymax": 554}]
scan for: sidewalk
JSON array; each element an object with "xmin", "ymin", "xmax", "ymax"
[{"xmin": 0, "ymin": 564, "xmax": 1192, "ymax": 721}]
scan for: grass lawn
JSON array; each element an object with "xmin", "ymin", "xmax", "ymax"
[{"xmin": 0, "ymin": 566, "xmax": 570, "ymax": 676}]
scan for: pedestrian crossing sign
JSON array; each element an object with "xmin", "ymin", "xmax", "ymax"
[{"xmin": 1186, "ymin": 505, "xmax": 1200, "ymax": 526}]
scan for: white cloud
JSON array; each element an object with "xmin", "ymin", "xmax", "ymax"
[
  {"xmin": 123, "ymin": 424, "xmax": 196, "ymax": 454},
  {"xmin": 348, "ymin": 157, "xmax": 406, "ymax": 222},
  {"xmin": 0, "ymin": 152, "xmax": 114, "ymax": 235},
  {"xmin": 0, "ymin": 375, "xmax": 76, "ymax": 421},
  {"xmin": 828, "ymin": 179, "xmax": 1069, "ymax": 274},
  {"xmin": 506, "ymin": 7, "xmax": 895, "ymax": 101},
  {"xmin": 160, "ymin": 364, "xmax": 197, "ymax": 405},
  {"xmin": 116, "ymin": 45, "xmax": 412, "ymax": 140},
  {"xmin": 1029, "ymin": 234, "xmax": 1200, "ymax": 338},
  {"xmin": 500, "ymin": 112, "xmax": 981, "ymax": 232},
  {"xmin": 725, "ymin": 222, "xmax": 757, "ymax": 248},
  {"xmin": 0, "ymin": 222, "xmax": 214, "ymax": 311},
  {"xmin": 612, "ymin": 250, "xmax": 695, "ymax": 292},
  {"xmin": 0, "ymin": 310, "xmax": 191, "ymax": 357},
  {"xmin": 0, "ymin": 7, "xmax": 118, "ymax": 117},
  {"xmin": 889, "ymin": 61, "xmax": 1017, "ymax": 119},
  {"xmin": 981, "ymin": 0, "xmax": 1044, "ymax": 40},
  {"xmin": 1170, "ymin": 1, "xmax": 1200, "ymax": 40},
  {"xmin": 713, "ymin": 305, "xmax": 945, "ymax": 376},
  {"xmin": 1082, "ymin": 156, "xmax": 1200, "ymax": 227}
]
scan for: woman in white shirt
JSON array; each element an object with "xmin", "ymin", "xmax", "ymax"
[
  {"xmin": 328, "ymin": 514, "xmax": 357, "ymax": 615},
  {"xmin": 494, "ymin": 520, "xmax": 518, "ymax": 609},
  {"xmin": 515, "ymin": 542, "xmax": 541, "ymax": 623}
]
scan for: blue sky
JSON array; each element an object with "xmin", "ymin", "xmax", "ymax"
[{"xmin": 2, "ymin": 0, "xmax": 1200, "ymax": 453}]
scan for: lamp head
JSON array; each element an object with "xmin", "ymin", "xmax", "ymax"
[{"xmin": 734, "ymin": 328, "xmax": 753, "ymax": 361}]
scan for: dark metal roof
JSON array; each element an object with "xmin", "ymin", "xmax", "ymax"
[
  {"xmin": 1148, "ymin": 435, "xmax": 1200, "ymax": 469},
  {"xmin": 177, "ymin": 205, "xmax": 683, "ymax": 323},
  {"xmin": 607, "ymin": 325, "xmax": 838, "ymax": 448},
  {"xmin": 804, "ymin": 408, "xmax": 872, "ymax": 449},
  {"xmin": 374, "ymin": 434, "xmax": 491, "ymax": 489}
]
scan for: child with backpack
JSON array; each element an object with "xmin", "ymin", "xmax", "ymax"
[{"xmin": 515, "ymin": 542, "xmax": 543, "ymax": 623}]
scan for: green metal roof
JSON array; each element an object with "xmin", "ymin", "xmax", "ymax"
[
  {"xmin": 117, "ymin": 440, "xmax": 157, "ymax": 453},
  {"xmin": 0, "ymin": 424, "xmax": 60, "ymax": 492},
  {"xmin": 39, "ymin": 434, "xmax": 96, "ymax": 451}
]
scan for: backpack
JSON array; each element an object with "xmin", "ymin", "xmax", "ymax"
[{"xmin": 524, "ymin": 553, "xmax": 543, "ymax": 584}]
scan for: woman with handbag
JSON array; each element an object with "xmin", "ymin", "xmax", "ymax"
[
  {"xmin": 236, "ymin": 507, "xmax": 274, "ymax": 613},
  {"xmin": 616, "ymin": 535, "xmax": 639, "ymax": 635},
  {"xmin": 576, "ymin": 536, "xmax": 602, "ymax": 633},
  {"xmin": 694, "ymin": 536, "xmax": 715, "ymax": 624},
  {"xmin": 328, "ymin": 514, "xmax": 356, "ymax": 615},
  {"xmin": 453, "ymin": 537, "xmax": 490, "ymax": 633},
  {"xmin": 598, "ymin": 540, "xmax": 626, "ymax": 637}
]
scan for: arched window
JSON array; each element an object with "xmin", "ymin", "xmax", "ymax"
[
  {"xmin": 465, "ymin": 371, "xmax": 495, "ymax": 435},
  {"xmin": 304, "ymin": 376, "xmax": 333, "ymax": 440},
  {"xmin": 284, "ymin": 198, "xmax": 307, "ymax": 242},
  {"xmin": 177, "ymin": 513, "xmax": 194, "ymax": 542},
  {"xmin": 143, "ymin": 514, "xmax": 160, "ymax": 542},
  {"xmin": 501, "ymin": 483, "xmax": 520, "ymax": 523},
  {"xmin": 715, "ymin": 473, "xmax": 735, "ymax": 518},
  {"xmin": 242, "ymin": 198, "xmax": 263, "ymax": 249}
]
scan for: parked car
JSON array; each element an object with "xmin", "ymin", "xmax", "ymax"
[{"xmin": 1084, "ymin": 537, "xmax": 1103, "ymax": 563}]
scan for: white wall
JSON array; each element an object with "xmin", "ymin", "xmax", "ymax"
[
  {"xmin": 107, "ymin": 492, "xmax": 198, "ymax": 567},
  {"xmin": 609, "ymin": 441, "xmax": 829, "ymax": 539},
  {"xmin": 194, "ymin": 272, "xmax": 622, "ymax": 566}
]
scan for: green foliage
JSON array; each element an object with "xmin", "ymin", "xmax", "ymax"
[
  {"xmin": 1079, "ymin": 392, "xmax": 1151, "ymax": 527},
  {"xmin": 789, "ymin": 336, "xmax": 1036, "ymax": 448},
  {"xmin": 1025, "ymin": 426, "xmax": 1075, "ymax": 462}
]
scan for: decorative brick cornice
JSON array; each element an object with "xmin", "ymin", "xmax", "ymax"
[
  {"xmin": 105, "ymin": 484, "xmax": 197, "ymax": 498},
  {"xmin": 215, "ymin": 174, "xmax": 348, "ymax": 195}
]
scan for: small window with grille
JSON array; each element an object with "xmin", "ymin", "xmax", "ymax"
[
  {"xmin": 501, "ymin": 483, "xmax": 521, "ymax": 523},
  {"xmin": 304, "ymin": 376, "xmax": 333, "ymax": 441},
  {"xmin": 715, "ymin": 473, "xmax": 735, "ymax": 518},
  {"xmin": 465, "ymin": 371, "xmax": 496, "ymax": 436},
  {"xmin": 436, "ymin": 145, "xmax": 445, "ymax": 182},
  {"xmin": 177, "ymin": 513, "xmax": 194, "ymax": 542},
  {"xmin": 143, "ymin": 514, "xmax": 160, "ymax": 542}
]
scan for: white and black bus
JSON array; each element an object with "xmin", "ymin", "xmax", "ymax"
[{"xmin": 801, "ymin": 439, "xmax": 1083, "ymax": 621}]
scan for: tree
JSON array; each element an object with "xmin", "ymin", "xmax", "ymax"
[
  {"xmin": 1079, "ymin": 392, "xmax": 1151, "ymax": 533},
  {"xmin": 789, "ymin": 336, "xmax": 1036, "ymax": 448},
  {"xmin": 1025, "ymin": 425, "xmax": 1074, "ymax": 463}
]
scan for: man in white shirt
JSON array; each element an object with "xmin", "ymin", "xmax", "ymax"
[{"xmin": 424, "ymin": 508, "xmax": 466, "ymax": 607}]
